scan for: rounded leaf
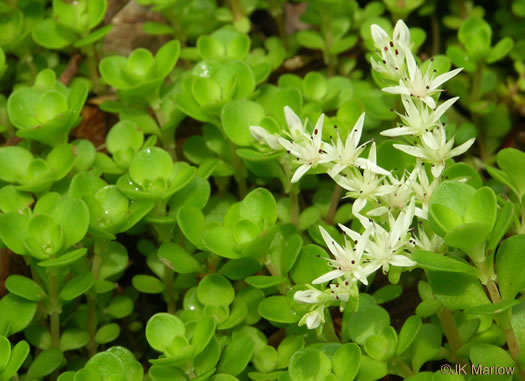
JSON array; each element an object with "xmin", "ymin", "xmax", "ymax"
[
  {"xmin": 221, "ymin": 100, "xmax": 264, "ymax": 146},
  {"xmin": 197, "ymin": 274, "xmax": 234, "ymax": 307},
  {"xmin": 146, "ymin": 313, "xmax": 185, "ymax": 352}
]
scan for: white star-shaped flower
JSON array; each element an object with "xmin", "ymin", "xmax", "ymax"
[
  {"xmin": 333, "ymin": 143, "xmax": 396, "ymax": 215},
  {"xmin": 370, "ymin": 20, "xmax": 411, "ymax": 80},
  {"xmin": 382, "ymin": 50, "xmax": 463, "ymax": 109},
  {"xmin": 363, "ymin": 198, "xmax": 417, "ymax": 274},
  {"xmin": 279, "ymin": 113, "xmax": 334, "ymax": 183},
  {"xmin": 393, "ymin": 126, "xmax": 475, "ymax": 177},
  {"xmin": 381, "ymin": 95, "xmax": 459, "ymax": 137},
  {"xmin": 313, "ymin": 226, "xmax": 374, "ymax": 285},
  {"xmin": 328, "ymin": 113, "xmax": 390, "ymax": 178},
  {"xmin": 249, "ymin": 125, "xmax": 282, "ymax": 150}
]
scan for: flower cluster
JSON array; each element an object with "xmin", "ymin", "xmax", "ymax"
[{"xmin": 250, "ymin": 20, "xmax": 473, "ymax": 330}]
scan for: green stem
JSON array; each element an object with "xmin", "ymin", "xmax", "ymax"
[
  {"xmin": 322, "ymin": 311, "xmax": 339, "ymax": 342},
  {"xmin": 270, "ymin": 0, "xmax": 288, "ymax": 49},
  {"xmin": 437, "ymin": 308, "xmax": 465, "ymax": 364},
  {"xmin": 431, "ymin": 14, "xmax": 440, "ymax": 57},
  {"xmin": 290, "ymin": 187, "xmax": 300, "ymax": 227},
  {"xmin": 321, "ymin": 12, "xmax": 336, "ymax": 76},
  {"xmin": 229, "ymin": 0, "xmax": 244, "ymax": 21},
  {"xmin": 391, "ymin": 357, "xmax": 414, "ymax": 378},
  {"xmin": 87, "ymin": 240, "xmax": 104, "ymax": 357},
  {"xmin": 86, "ymin": 45, "xmax": 103, "ymax": 94},
  {"xmin": 325, "ymin": 185, "xmax": 342, "ymax": 224},
  {"xmin": 229, "ymin": 141, "xmax": 247, "ymax": 198},
  {"xmin": 486, "ymin": 279, "xmax": 525, "ymax": 380},
  {"xmin": 48, "ymin": 269, "xmax": 60, "ymax": 350}
]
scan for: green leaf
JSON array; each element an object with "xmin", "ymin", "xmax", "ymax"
[
  {"xmin": 239, "ymin": 188, "xmax": 277, "ymax": 231},
  {"xmin": 221, "ymin": 100, "xmax": 264, "ymax": 146},
  {"xmin": 177, "ymin": 206, "xmax": 206, "ymax": 249},
  {"xmin": 0, "ymin": 340, "xmax": 29, "ymax": 381},
  {"xmin": 146, "ymin": 313, "xmax": 185, "ymax": 353},
  {"xmin": 245, "ymin": 276, "xmax": 287, "ymax": 289},
  {"xmin": 497, "ymin": 235, "xmax": 525, "ymax": 300},
  {"xmin": 464, "ymin": 187, "xmax": 497, "ymax": 229},
  {"xmin": 95, "ymin": 323, "xmax": 120, "ymax": 344},
  {"xmin": 32, "ymin": 19, "xmax": 77, "ymax": 49},
  {"xmin": 226, "ymin": 33, "xmax": 250, "ymax": 59},
  {"xmin": 105, "ymin": 296, "xmax": 134, "ymax": 319},
  {"xmin": 290, "ymin": 245, "xmax": 331, "ymax": 285},
  {"xmin": 197, "ymin": 35, "xmax": 224, "ymax": 59},
  {"xmin": 60, "ymin": 329, "xmax": 89, "ymax": 352},
  {"xmin": 497, "ymin": 148, "xmax": 525, "ymax": 198},
  {"xmin": 412, "ymin": 250, "xmax": 480, "ymax": 278},
  {"xmin": 296, "ymin": 30, "xmax": 325, "ymax": 50},
  {"xmin": 0, "ymin": 146, "xmax": 33, "ymax": 183},
  {"xmin": 488, "ymin": 201, "xmax": 514, "ymax": 252},
  {"xmin": 458, "ymin": 16, "xmax": 492, "ymax": 59},
  {"xmin": 132, "ymin": 274, "xmax": 165, "ymax": 294},
  {"xmin": 219, "ymin": 258, "xmax": 262, "ymax": 280},
  {"xmin": 332, "ymin": 343, "xmax": 360, "ymax": 380},
  {"xmin": 60, "ymin": 272, "xmax": 94, "ymax": 301},
  {"xmin": 143, "ymin": 21, "xmax": 173, "ymax": 35},
  {"xmin": 277, "ymin": 335, "xmax": 304, "ymax": 369},
  {"xmin": 0, "ymin": 336, "xmax": 10, "ymax": 370},
  {"xmin": 465, "ymin": 299, "xmax": 520, "ymax": 315},
  {"xmin": 258, "ymin": 296, "xmax": 299, "ymax": 324},
  {"xmin": 397, "ymin": 315, "xmax": 422, "ymax": 355},
  {"xmin": 204, "ymin": 226, "xmax": 240, "ymax": 259},
  {"xmin": 158, "ymin": 242, "xmax": 201, "ymax": 274},
  {"xmin": 27, "ymin": 348, "xmax": 64, "ymax": 379},
  {"xmin": 303, "ymin": 72, "xmax": 327, "ymax": 101},
  {"xmin": 192, "ymin": 77, "xmax": 222, "ymax": 106},
  {"xmin": 0, "ymin": 294, "xmax": 37, "ymax": 335},
  {"xmin": 38, "ymin": 248, "xmax": 87, "ymax": 268},
  {"xmin": 218, "ymin": 336, "xmax": 255, "ymax": 376},
  {"xmin": 289, "ymin": 348, "xmax": 332, "ymax": 381},
  {"xmin": 0, "ymin": 213, "xmax": 28, "ymax": 255},
  {"xmin": 192, "ymin": 317, "xmax": 216, "ymax": 355},
  {"xmin": 346, "ymin": 304, "xmax": 390, "ymax": 345},
  {"xmin": 487, "ymin": 37, "xmax": 514, "ymax": 63},
  {"xmin": 410, "ymin": 324, "xmax": 442, "ymax": 372},
  {"xmin": 469, "ymin": 344, "xmax": 514, "ymax": 375},
  {"xmin": 5, "ymin": 275, "xmax": 47, "ymax": 302},
  {"xmin": 197, "ymin": 274, "xmax": 234, "ymax": 307},
  {"xmin": 74, "ymin": 25, "xmax": 113, "ymax": 47},
  {"xmin": 426, "ymin": 270, "xmax": 490, "ymax": 310},
  {"xmin": 356, "ymin": 355, "xmax": 387, "ymax": 381},
  {"xmin": 364, "ymin": 327, "xmax": 397, "ymax": 361},
  {"xmin": 99, "ymin": 241, "xmax": 128, "ymax": 280},
  {"xmin": 52, "ymin": 198, "xmax": 90, "ymax": 249}
]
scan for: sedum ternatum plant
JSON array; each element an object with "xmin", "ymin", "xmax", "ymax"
[{"xmin": 1, "ymin": 1, "xmax": 525, "ymax": 381}]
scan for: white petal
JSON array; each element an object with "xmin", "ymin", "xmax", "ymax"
[
  {"xmin": 313, "ymin": 113, "xmax": 325, "ymax": 148},
  {"xmin": 352, "ymin": 198, "xmax": 367, "ymax": 216},
  {"xmin": 405, "ymin": 50, "xmax": 417, "ymax": 80},
  {"xmin": 380, "ymin": 126, "xmax": 414, "ymax": 137},
  {"xmin": 319, "ymin": 226, "xmax": 344, "ymax": 259},
  {"xmin": 382, "ymin": 85, "xmax": 411, "ymax": 96},
  {"xmin": 294, "ymin": 290, "xmax": 323, "ymax": 304},
  {"xmin": 348, "ymin": 113, "xmax": 365, "ymax": 148},
  {"xmin": 356, "ymin": 158, "xmax": 390, "ymax": 175},
  {"xmin": 371, "ymin": 24, "xmax": 389, "ymax": 47},
  {"xmin": 393, "ymin": 144, "xmax": 425, "ymax": 158},
  {"xmin": 312, "ymin": 269, "xmax": 344, "ymax": 284},
  {"xmin": 421, "ymin": 96, "xmax": 436, "ymax": 110},
  {"xmin": 431, "ymin": 163, "xmax": 444, "ymax": 178},
  {"xmin": 394, "ymin": 19, "xmax": 410, "ymax": 47},
  {"xmin": 338, "ymin": 224, "xmax": 361, "ymax": 242},
  {"xmin": 433, "ymin": 97, "xmax": 459, "ymax": 122},
  {"xmin": 328, "ymin": 163, "xmax": 346, "ymax": 178},
  {"xmin": 291, "ymin": 163, "xmax": 312, "ymax": 183},
  {"xmin": 305, "ymin": 311, "xmax": 322, "ymax": 329},
  {"xmin": 421, "ymin": 131, "xmax": 439, "ymax": 151},
  {"xmin": 431, "ymin": 68, "xmax": 463, "ymax": 89},
  {"xmin": 367, "ymin": 206, "xmax": 389, "ymax": 216},
  {"xmin": 390, "ymin": 254, "xmax": 416, "ymax": 267},
  {"xmin": 448, "ymin": 138, "xmax": 476, "ymax": 158},
  {"xmin": 284, "ymin": 106, "xmax": 304, "ymax": 140}
]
